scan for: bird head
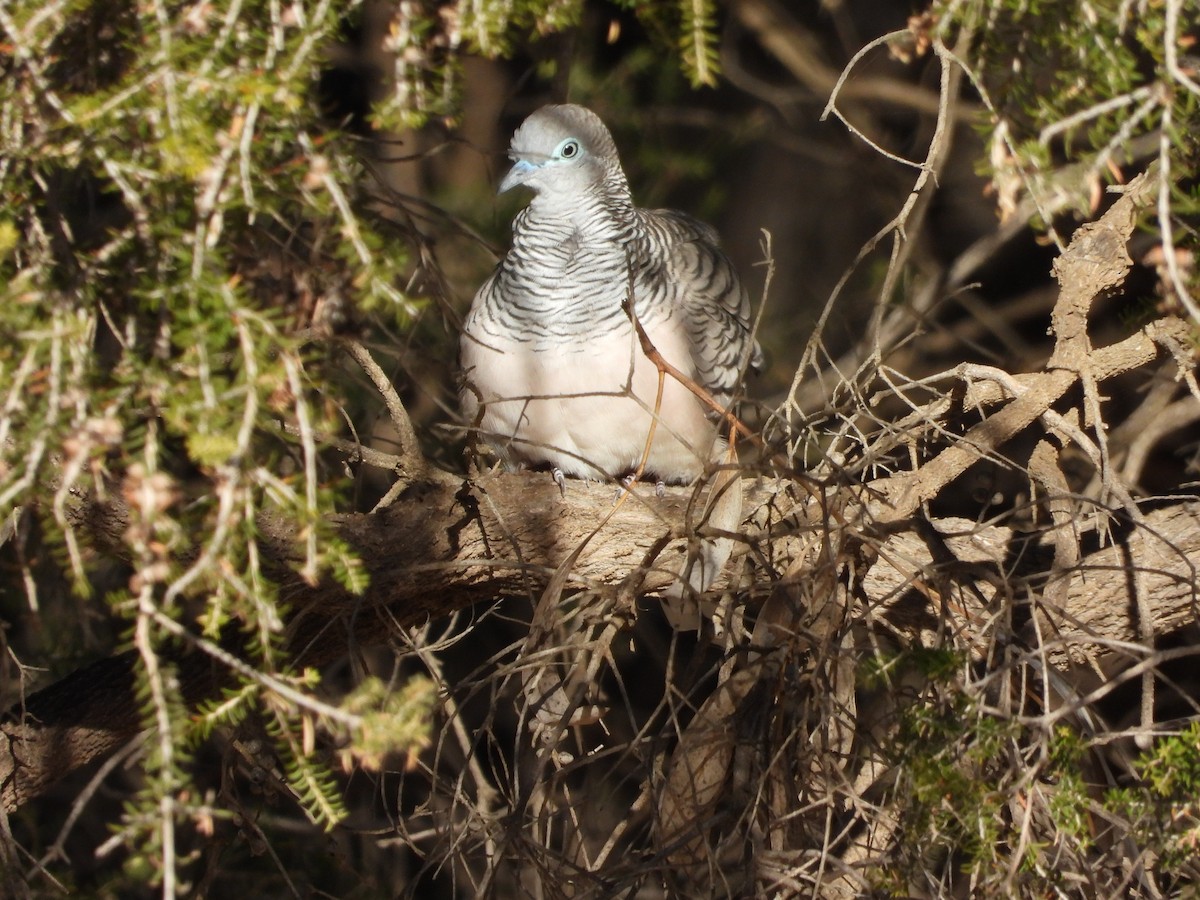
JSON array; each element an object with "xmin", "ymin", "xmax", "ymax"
[{"xmin": 498, "ymin": 104, "xmax": 627, "ymax": 204}]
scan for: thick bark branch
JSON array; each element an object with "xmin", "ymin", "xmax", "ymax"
[
  {"xmin": 4, "ymin": 464, "xmax": 1199, "ymax": 813},
  {"xmin": 864, "ymin": 502, "xmax": 1200, "ymax": 668},
  {"xmin": 0, "ymin": 470, "xmax": 701, "ymax": 812}
]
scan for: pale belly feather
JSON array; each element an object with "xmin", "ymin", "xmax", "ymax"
[{"xmin": 461, "ymin": 319, "xmax": 716, "ymax": 482}]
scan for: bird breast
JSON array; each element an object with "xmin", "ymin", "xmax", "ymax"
[{"xmin": 460, "ymin": 309, "xmax": 717, "ymax": 482}]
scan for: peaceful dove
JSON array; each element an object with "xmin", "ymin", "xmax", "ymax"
[{"xmin": 461, "ymin": 104, "xmax": 759, "ymax": 489}]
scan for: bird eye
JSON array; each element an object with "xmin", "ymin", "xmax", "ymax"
[{"xmin": 559, "ymin": 139, "xmax": 580, "ymax": 159}]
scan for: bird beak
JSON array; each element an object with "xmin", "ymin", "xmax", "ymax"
[{"xmin": 499, "ymin": 158, "xmax": 537, "ymax": 194}]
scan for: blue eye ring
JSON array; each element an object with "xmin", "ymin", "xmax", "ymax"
[{"xmin": 558, "ymin": 139, "xmax": 580, "ymax": 159}]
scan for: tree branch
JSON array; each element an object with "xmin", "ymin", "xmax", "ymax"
[{"xmin": 5, "ymin": 463, "xmax": 1199, "ymax": 812}]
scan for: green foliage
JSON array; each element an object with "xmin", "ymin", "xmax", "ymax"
[
  {"xmin": 337, "ymin": 674, "xmax": 436, "ymax": 772},
  {"xmin": 0, "ymin": 0, "xmax": 409, "ymax": 887},
  {"xmin": 1109, "ymin": 722, "xmax": 1200, "ymax": 874},
  {"xmin": 1044, "ymin": 727, "xmax": 1094, "ymax": 855},
  {"xmin": 191, "ymin": 682, "xmax": 261, "ymax": 743},
  {"xmin": 370, "ymin": 0, "xmax": 592, "ymax": 129},
  {"xmin": 878, "ymin": 655, "xmax": 1196, "ymax": 896},
  {"xmin": 268, "ymin": 707, "xmax": 349, "ymax": 831},
  {"xmin": 323, "ymin": 533, "xmax": 371, "ymax": 595},
  {"xmin": 678, "ymin": 0, "xmax": 721, "ymax": 88},
  {"xmin": 371, "ymin": 0, "xmax": 723, "ymax": 131},
  {"xmin": 889, "ymin": 682, "xmax": 1011, "ymax": 878},
  {"xmin": 938, "ymin": 0, "xmax": 1200, "ymax": 252},
  {"xmin": 862, "ymin": 646, "xmax": 963, "ymax": 687}
]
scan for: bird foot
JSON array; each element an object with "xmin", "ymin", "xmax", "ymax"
[
  {"xmin": 611, "ymin": 474, "xmax": 666, "ymax": 502},
  {"xmin": 552, "ymin": 467, "xmax": 567, "ymax": 497},
  {"xmin": 612, "ymin": 474, "xmax": 636, "ymax": 505}
]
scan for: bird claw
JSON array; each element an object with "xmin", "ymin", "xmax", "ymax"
[
  {"xmin": 612, "ymin": 473, "xmax": 636, "ymax": 505},
  {"xmin": 612, "ymin": 474, "xmax": 667, "ymax": 502},
  {"xmin": 552, "ymin": 467, "xmax": 567, "ymax": 497}
]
